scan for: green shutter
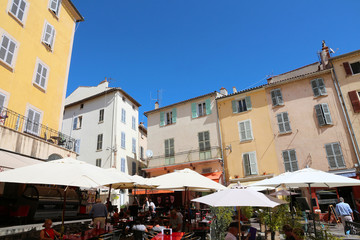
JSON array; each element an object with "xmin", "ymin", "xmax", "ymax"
[
  {"xmin": 191, "ymin": 103, "xmax": 197, "ymax": 118},
  {"xmin": 314, "ymin": 104, "xmax": 325, "ymax": 126},
  {"xmin": 245, "ymin": 96, "xmax": 252, "ymax": 110},
  {"xmin": 232, "ymin": 100, "xmax": 238, "ymax": 113},
  {"xmin": 243, "ymin": 154, "xmax": 251, "ymax": 176},
  {"xmin": 311, "ymin": 79, "xmax": 320, "ymax": 97},
  {"xmin": 321, "ymin": 103, "xmax": 332, "ymax": 124},
  {"xmin": 249, "ymin": 152, "xmax": 258, "ymax": 175},
  {"xmin": 205, "ymin": 98, "xmax": 212, "ymax": 115},
  {"xmin": 172, "ymin": 108, "xmax": 177, "ymax": 123},
  {"xmin": 160, "ymin": 111, "xmax": 165, "ymax": 126}
]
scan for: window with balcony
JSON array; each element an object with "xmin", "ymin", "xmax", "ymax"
[
  {"xmin": 325, "ymin": 142, "xmax": 346, "ymax": 169},
  {"xmin": 191, "ymin": 99, "xmax": 211, "ymax": 118},
  {"xmin": 243, "ymin": 152, "xmax": 258, "ymax": 176},
  {"xmin": 232, "ymin": 96, "xmax": 252, "ymax": 113},
  {"xmin": 198, "ymin": 131, "xmax": 211, "ymax": 160},
  {"xmin": 25, "ymin": 108, "xmax": 42, "ymax": 135},
  {"xmin": 0, "ymin": 93, "xmax": 5, "ymax": 110},
  {"xmin": 282, "ymin": 149, "xmax": 298, "ymax": 172},
  {"xmin": 165, "ymin": 138, "xmax": 175, "ymax": 165}
]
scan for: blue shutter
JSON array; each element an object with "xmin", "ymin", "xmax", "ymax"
[
  {"xmin": 232, "ymin": 100, "xmax": 238, "ymax": 113},
  {"xmin": 191, "ymin": 103, "xmax": 197, "ymax": 118},
  {"xmin": 160, "ymin": 111, "xmax": 165, "ymax": 126},
  {"xmin": 205, "ymin": 98, "xmax": 212, "ymax": 115},
  {"xmin": 172, "ymin": 108, "xmax": 177, "ymax": 123},
  {"xmin": 245, "ymin": 96, "xmax": 252, "ymax": 110}
]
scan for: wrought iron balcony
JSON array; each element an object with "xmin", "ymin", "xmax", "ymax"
[{"xmin": 0, "ymin": 107, "xmax": 76, "ymax": 152}]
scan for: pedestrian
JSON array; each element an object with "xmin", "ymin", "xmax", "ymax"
[
  {"xmin": 335, "ymin": 197, "xmax": 354, "ymax": 233},
  {"xmin": 89, "ymin": 198, "xmax": 108, "ymax": 229},
  {"xmin": 40, "ymin": 219, "xmax": 60, "ymax": 240}
]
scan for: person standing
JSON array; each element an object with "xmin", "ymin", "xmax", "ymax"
[
  {"xmin": 335, "ymin": 197, "xmax": 354, "ymax": 233},
  {"xmin": 89, "ymin": 198, "xmax": 108, "ymax": 229}
]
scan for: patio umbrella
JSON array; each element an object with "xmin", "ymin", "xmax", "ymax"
[{"xmin": 270, "ymin": 190, "xmax": 299, "ymax": 197}]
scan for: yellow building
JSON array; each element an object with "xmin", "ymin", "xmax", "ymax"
[
  {"xmin": 0, "ymin": 0, "xmax": 83, "ymax": 131},
  {"xmin": 217, "ymin": 87, "xmax": 280, "ymax": 185}
]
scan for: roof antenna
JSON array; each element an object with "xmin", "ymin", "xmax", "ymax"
[{"xmin": 150, "ymin": 89, "xmax": 162, "ymax": 107}]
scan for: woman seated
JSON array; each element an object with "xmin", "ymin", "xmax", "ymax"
[{"xmin": 40, "ymin": 219, "xmax": 60, "ymax": 240}]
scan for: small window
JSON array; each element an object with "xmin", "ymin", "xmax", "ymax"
[
  {"xmin": 121, "ymin": 132, "xmax": 126, "ymax": 149},
  {"xmin": 25, "ymin": 108, "xmax": 42, "ymax": 135},
  {"xmin": 132, "ymin": 116, "xmax": 136, "ymax": 130},
  {"xmin": 277, "ymin": 112, "xmax": 291, "ymax": 133},
  {"xmin": 314, "ymin": 103, "xmax": 332, "ymax": 126},
  {"xmin": 132, "ymin": 104, "xmax": 135, "ymax": 110},
  {"xmin": 48, "ymin": 0, "xmax": 61, "ymax": 16},
  {"xmin": 232, "ymin": 96, "xmax": 252, "ymax": 113},
  {"xmin": 33, "ymin": 59, "xmax": 49, "ymax": 90},
  {"xmin": 198, "ymin": 131, "xmax": 211, "ymax": 160},
  {"xmin": 122, "ymin": 96, "xmax": 126, "ymax": 102},
  {"xmin": 99, "ymin": 109, "xmax": 104, "ymax": 122},
  {"xmin": 165, "ymin": 138, "xmax": 175, "ymax": 165},
  {"xmin": 121, "ymin": 158, "xmax": 125, "ymax": 172},
  {"xmin": 350, "ymin": 62, "xmax": 360, "ymax": 75},
  {"xmin": 9, "ymin": 0, "xmax": 28, "ymax": 23},
  {"xmin": 238, "ymin": 119, "xmax": 253, "ymax": 142},
  {"xmin": 121, "ymin": 108, "xmax": 126, "ymax": 123},
  {"xmin": 243, "ymin": 152, "xmax": 258, "ymax": 176},
  {"xmin": 42, "ymin": 21, "xmax": 55, "ymax": 50},
  {"xmin": 96, "ymin": 158, "xmax": 101, "ymax": 167},
  {"xmin": 97, "ymin": 134, "xmax": 103, "ymax": 151},
  {"xmin": 140, "ymin": 146, "xmax": 144, "ymax": 160},
  {"xmin": 132, "ymin": 162, "xmax": 136, "ymax": 175},
  {"xmin": 311, "ymin": 78, "xmax": 327, "ymax": 97},
  {"xmin": 0, "ymin": 33, "xmax": 18, "ymax": 67},
  {"xmin": 270, "ymin": 89, "xmax": 284, "ymax": 107},
  {"xmin": 72, "ymin": 116, "xmax": 82, "ymax": 130},
  {"xmin": 132, "ymin": 138, "xmax": 136, "ymax": 153},
  {"xmin": 325, "ymin": 142, "xmax": 346, "ymax": 169},
  {"xmin": 282, "ymin": 149, "xmax": 298, "ymax": 172},
  {"xmin": 160, "ymin": 108, "xmax": 177, "ymax": 126},
  {"xmin": 80, "ymin": 104, "xmax": 84, "ymax": 109},
  {"xmin": 202, "ymin": 167, "xmax": 212, "ymax": 174}
]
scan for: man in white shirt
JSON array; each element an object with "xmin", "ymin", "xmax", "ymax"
[{"xmin": 149, "ymin": 198, "xmax": 156, "ymax": 217}]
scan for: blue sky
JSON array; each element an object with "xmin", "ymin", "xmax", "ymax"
[{"xmin": 69, "ymin": 0, "xmax": 360, "ymax": 124}]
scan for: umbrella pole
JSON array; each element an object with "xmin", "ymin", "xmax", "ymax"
[
  {"xmin": 237, "ymin": 207, "xmax": 241, "ymax": 240},
  {"xmin": 308, "ymin": 183, "xmax": 317, "ymax": 237},
  {"xmin": 290, "ymin": 187, "xmax": 294, "ymax": 224},
  {"xmin": 106, "ymin": 184, "xmax": 112, "ymax": 226},
  {"xmin": 61, "ymin": 186, "xmax": 68, "ymax": 239}
]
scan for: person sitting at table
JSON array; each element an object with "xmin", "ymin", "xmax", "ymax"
[
  {"xmin": 225, "ymin": 222, "xmax": 240, "ymax": 240},
  {"xmin": 119, "ymin": 207, "xmax": 128, "ymax": 219},
  {"xmin": 152, "ymin": 219, "xmax": 166, "ymax": 233},
  {"xmin": 40, "ymin": 219, "xmax": 61, "ymax": 240},
  {"xmin": 132, "ymin": 219, "xmax": 148, "ymax": 232},
  {"xmin": 89, "ymin": 198, "xmax": 108, "ymax": 229},
  {"xmin": 169, "ymin": 209, "xmax": 183, "ymax": 232},
  {"xmin": 112, "ymin": 207, "xmax": 119, "ymax": 226}
]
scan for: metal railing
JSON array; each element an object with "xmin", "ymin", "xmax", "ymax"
[{"xmin": 0, "ymin": 107, "xmax": 76, "ymax": 152}]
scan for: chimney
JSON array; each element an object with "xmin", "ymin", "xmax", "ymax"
[
  {"xmin": 220, "ymin": 87, "xmax": 228, "ymax": 96},
  {"xmin": 155, "ymin": 101, "xmax": 159, "ymax": 109},
  {"xmin": 320, "ymin": 40, "xmax": 331, "ymax": 69},
  {"xmin": 232, "ymin": 87, "xmax": 237, "ymax": 94},
  {"xmin": 98, "ymin": 77, "xmax": 109, "ymax": 88}
]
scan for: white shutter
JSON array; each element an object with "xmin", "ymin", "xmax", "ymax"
[
  {"xmin": 49, "ymin": 0, "xmax": 61, "ymax": 15},
  {"xmin": 239, "ymin": 122, "xmax": 246, "ymax": 141},
  {"xmin": 243, "ymin": 154, "xmax": 251, "ymax": 176},
  {"xmin": 33, "ymin": 111, "xmax": 40, "ymax": 134},
  {"xmin": 270, "ymin": 90, "xmax": 277, "ymax": 106},
  {"xmin": 26, "ymin": 108, "xmax": 34, "ymax": 132},
  {"xmin": 245, "ymin": 120, "xmax": 253, "ymax": 140},
  {"xmin": 43, "ymin": 23, "xmax": 53, "ymax": 45},
  {"xmin": 249, "ymin": 152, "xmax": 258, "ymax": 175}
]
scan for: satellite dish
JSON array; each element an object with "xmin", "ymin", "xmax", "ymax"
[{"xmin": 146, "ymin": 150, "xmax": 153, "ymax": 158}]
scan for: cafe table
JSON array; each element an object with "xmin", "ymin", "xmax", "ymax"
[{"xmin": 151, "ymin": 232, "xmax": 184, "ymax": 240}]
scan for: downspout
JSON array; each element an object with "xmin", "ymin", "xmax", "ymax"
[
  {"xmin": 329, "ymin": 62, "xmax": 360, "ymax": 166},
  {"xmin": 215, "ymin": 97, "xmax": 227, "ymax": 186},
  {"xmin": 110, "ymin": 93, "xmax": 115, "ymax": 168}
]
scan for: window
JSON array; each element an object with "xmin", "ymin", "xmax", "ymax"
[
  {"xmin": 191, "ymin": 98, "xmax": 211, "ymax": 118},
  {"xmin": 165, "ymin": 138, "xmax": 175, "ymax": 165},
  {"xmin": 270, "ymin": 89, "xmax": 284, "ymax": 106},
  {"xmin": 80, "ymin": 104, "xmax": 84, "ymax": 109},
  {"xmin": 0, "ymin": 93, "xmax": 6, "ymax": 110},
  {"xmin": 348, "ymin": 91, "xmax": 360, "ymax": 113},
  {"xmin": 72, "ymin": 116, "xmax": 82, "ymax": 130},
  {"xmin": 132, "ymin": 138, "xmax": 136, "ymax": 153},
  {"xmin": 343, "ymin": 61, "xmax": 360, "ymax": 76},
  {"xmin": 97, "ymin": 134, "xmax": 103, "ymax": 151},
  {"xmin": 121, "ymin": 158, "xmax": 125, "ymax": 172},
  {"xmin": 243, "ymin": 152, "xmax": 258, "ymax": 176},
  {"xmin": 232, "ymin": 96, "xmax": 252, "ymax": 113},
  {"xmin": 74, "ymin": 139, "xmax": 80, "ymax": 154},
  {"xmin": 282, "ymin": 149, "xmax": 298, "ymax": 172},
  {"xmin": 25, "ymin": 108, "xmax": 41, "ymax": 135},
  {"xmin": 277, "ymin": 112, "xmax": 291, "ymax": 133},
  {"xmin": 314, "ymin": 103, "xmax": 332, "ymax": 126},
  {"xmin": 325, "ymin": 142, "xmax": 346, "ymax": 169},
  {"xmin": 160, "ymin": 108, "xmax": 177, "ymax": 126},
  {"xmin": 99, "ymin": 109, "xmax": 104, "ymax": 122},
  {"xmin": 48, "ymin": 0, "xmax": 61, "ymax": 16},
  {"xmin": 121, "ymin": 132, "xmax": 125, "ymax": 149},
  {"xmin": 198, "ymin": 131, "xmax": 211, "ymax": 160},
  {"xmin": 96, "ymin": 158, "xmax": 101, "ymax": 167},
  {"xmin": 0, "ymin": 33, "xmax": 17, "ymax": 67},
  {"xmin": 132, "ymin": 116, "xmax": 136, "ymax": 130},
  {"xmin": 33, "ymin": 59, "xmax": 49, "ymax": 90},
  {"xmin": 238, "ymin": 120, "xmax": 253, "ymax": 142},
  {"xmin": 132, "ymin": 162, "xmax": 136, "ymax": 175},
  {"xmin": 9, "ymin": 0, "xmax": 28, "ymax": 23},
  {"xmin": 42, "ymin": 21, "xmax": 55, "ymax": 50},
  {"xmin": 140, "ymin": 146, "xmax": 144, "ymax": 160},
  {"xmin": 202, "ymin": 167, "xmax": 212, "ymax": 174},
  {"xmin": 121, "ymin": 108, "xmax": 126, "ymax": 123},
  {"xmin": 311, "ymin": 78, "xmax": 327, "ymax": 97}
]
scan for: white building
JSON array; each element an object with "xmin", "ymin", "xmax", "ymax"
[{"xmin": 62, "ymin": 80, "xmax": 142, "ymax": 207}]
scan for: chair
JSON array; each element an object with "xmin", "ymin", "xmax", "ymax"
[{"xmin": 9, "ymin": 205, "xmax": 30, "ymax": 224}]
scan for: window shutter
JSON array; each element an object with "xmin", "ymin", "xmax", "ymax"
[
  {"xmin": 205, "ymin": 98, "xmax": 212, "ymax": 115},
  {"xmin": 160, "ymin": 111, "xmax": 165, "ymax": 126},
  {"xmin": 40, "ymin": 66, "xmax": 47, "ymax": 87},
  {"xmin": 44, "ymin": 24, "xmax": 53, "ymax": 45},
  {"xmin": 321, "ymin": 103, "xmax": 332, "ymax": 124},
  {"xmin": 276, "ymin": 90, "xmax": 284, "ymax": 105},
  {"xmin": 50, "ymin": 27, "xmax": 55, "ymax": 47},
  {"xmin": 165, "ymin": 139, "xmax": 169, "ymax": 156},
  {"xmin": 33, "ymin": 112, "xmax": 40, "ymax": 134},
  {"xmin": 239, "ymin": 122, "xmax": 246, "ymax": 141},
  {"xmin": 283, "ymin": 112, "xmax": 291, "ymax": 132},
  {"xmin": 282, "ymin": 151, "xmax": 291, "ymax": 172},
  {"xmin": 317, "ymin": 78, "xmax": 327, "ymax": 95},
  {"xmin": 277, "ymin": 113, "xmax": 285, "ymax": 133},
  {"xmin": 333, "ymin": 143, "xmax": 345, "ymax": 168},
  {"xmin": 73, "ymin": 117, "xmax": 77, "ymax": 130},
  {"xmin": 245, "ymin": 120, "xmax": 252, "ymax": 140},
  {"xmin": 19, "ymin": 1, "xmax": 26, "ymax": 21},
  {"xmin": 343, "ymin": 62, "xmax": 352, "ymax": 76},
  {"xmin": 75, "ymin": 139, "xmax": 80, "ymax": 153},
  {"xmin": 243, "ymin": 154, "xmax": 251, "ymax": 176},
  {"xmin": 0, "ymin": 94, "xmax": 5, "ymax": 108},
  {"xmin": 191, "ymin": 103, "xmax": 197, "ymax": 118},
  {"xmin": 311, "ymin": 79, "xmax": 320, "ymax": 97},
  {"xmin": 314, "ymin": 104, "xmax": 325, "ymax": 126},
  {"xmin": 121, "ymin": 158, "xmax": 125, "ymax": 172},
  {"xmin": 289, "ymin": 150, "xmax": 298, "ymax": 171},
  {"xmin": 245, "ymin": 96, "xmax": 252, "ymax": 110},
  {"xmin": 232, "ymin": 100, "xmax": 238, "ymax": 113},
  {"xmin": 348, "ymin": 91, "xmax": 360, "ymax": 113},
  {"xmin": 249, "ymin": 152, "xmax": 258, "ymax": 175},
  {"xmin": 170, "ymin": 139, "xmax": 174, "ymax": 156},
  {"xmin": 325, "ymin": 144, "xmax": 337, "ymax": 168},
  {"xmin": 172, "ymin": 108, "xmax": 177, "ymax": 123},
  {"xmin": 270, "ymin": 90, "xmax": 277, "ymax": 106}
]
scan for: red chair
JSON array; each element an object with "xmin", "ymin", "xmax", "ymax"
[{"xmin": 10, "ymin": 205, "xmax": 30, "ymax": 224}]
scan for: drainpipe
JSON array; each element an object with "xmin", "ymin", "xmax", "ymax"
[
  {"xmin": 329, "ymin": 62, "xmax": 360, "ymax": 166},
  {"xmin": 215, "ymin": 97, "xmax": 227, "ymax": 186}
]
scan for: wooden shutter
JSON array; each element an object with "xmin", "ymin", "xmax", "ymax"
[
  {"xmin": 321, "ymin": 103, "xmax": 332, "ymax": 124},
  {"xmin": 169, "ymin": 139, "xmax": 174, "ymax": 156},
  {"xmin": 276, "ymin": 89, "xmax": 284, "ymax": 105},
  {"xmin": 348, "ymin": 91, "xmax": 360, "ymax": 113},
  {"xmin": 172, "ymin": 108, "xmax": 177, "ymax": 123},
  {"xmin": 270, "ymin": 90, "xmax": 277, "ymax": 106},
  {"xmin": 198, "ymin": 132, "xmax": 204, "ymax": 151},
  {"xmin": 191, "ymin": 103, "xmax": 197, "ymax": 118},
  {"xmin": 74, "ymin": 139, "xmax": 80, "ymax": 153},
  {"xmin": 317, "ymin": 78, "xmax": 327, "ymax": 95},
  {"xmin": 160, "ymin": 111, "xmax": 165, "ymax": 126},
  {"xmin": 245, "ymin": 96, "xmax": 252, "ymax": 110},
  {"xmin": 325, "ymin": 144, "xmax": 337, "ymax": 169},
  {"xmin": 283, "ymin": 112, "xmax": 291, "ymax": 132},
  {"xmin": 239, "ymin": 122, "xmax": 246, "ymax": 141},
  {"xmin": 32, "ymin": 111, "xmax": 40, "ymax": 134},
  {"xmin": 249, "ymin": 152, "xmax": 258, "ymax": 175},
  {"xmin": 314, "ymin": 104, "xmax": 325, "ymax": 126},
  {"xmin": 289, "ymin": 150, "xmax": 298, "ymax": 171},
  {"xmin": 311, "ymin": 79, "xmax": 320, "ymax": 97},
  {"xmin": 245, "ymin": 120, "xmax": 252, "ymax": 140},
  {"xmin": 282, "ymin": 151, "xmax": 291, "ymax": 172},
  {"xmin": 243, "ymin": 154, "xmax": 251, "ymax": 176},
  {"xmin": 333, "ymin": 143, "xmax": 345, "ymax": 168},
  {"xmin": 205, "ymin": 98, "xmax": 212, "ymax": 115},
  {"xmin": 232, "ymin": 100, "xmax": 238, "ymax": 113},
  {"xmin": 343, "ymin": 62, "xmax": 352, "ymax": 76},
  {"xmin": 73, "ymin": 117, "xmax": 77, "ymax": 130},
  {"xmin": 277, "ymin": 113, "xmax": 285, "ymax": 133}
]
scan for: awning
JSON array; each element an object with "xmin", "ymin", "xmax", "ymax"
[
  {"xmin": 132, "ymin": 189, "xmax": 174, "ymax": 195},
  {"xmin": 202, "ymin": 172, "xmax": 222, "ymax": 183},
  {"xmin": 0, "ymin": 150, "xmax": 43, "ymax": 171}
]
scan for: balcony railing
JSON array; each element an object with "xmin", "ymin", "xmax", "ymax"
[
  {"xmin": 0, "ymin": 107, "xmax": 76, "ymax": 152},
  {"xmin": 147, "ymin": 146, "xmax": 222, "ymax": 168}
]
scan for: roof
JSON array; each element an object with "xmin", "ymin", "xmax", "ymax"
[
  {"xmin": 144, "ymin": 91, "xmax": 219, "ymax": 116},
  {"xmin": 267, "ymin": 62, "xmax": 320, "ymax": 84},
  {"xmin": 330, "ymin": 49, "xmax": 360, "ymax": 61},
  {"xmin": 65, "ymin": 84, "xmax": 141, "ymax": 108},
  {"xmin": 63, "ymin": 0, "xmax": 84, "ymax": 22},
  {"xmin": 216, "ymin": 84, "xmax": 266, "ymax": 100}
]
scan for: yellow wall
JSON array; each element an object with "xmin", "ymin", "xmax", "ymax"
[
  {"xmin": 0, "ymin": 0, "xmax": 76, "ymax": 131},
  {"xmin": 217, "ymin": 88, "xmax": 280, "ymax": 182}
]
